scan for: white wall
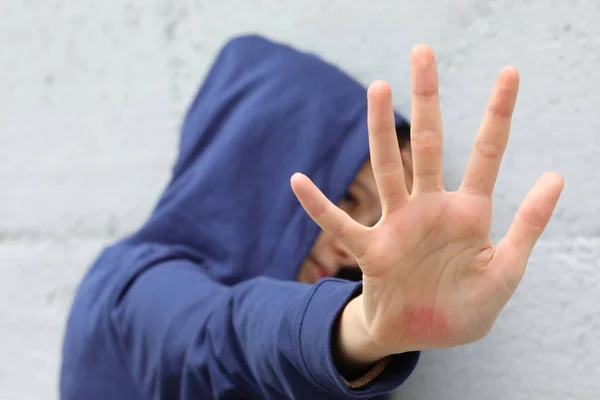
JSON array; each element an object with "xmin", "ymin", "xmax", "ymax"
[{"xmin": 1, "ymin": 0, "xmax": 598, "ymax": 399}]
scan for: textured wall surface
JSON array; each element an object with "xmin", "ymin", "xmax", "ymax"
[{"xmin": 1, "ymin": 0, "xmax": 598, "ymax": 399}]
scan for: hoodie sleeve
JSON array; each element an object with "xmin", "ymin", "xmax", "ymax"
[{"xmin": 111, "ymin": 258, "xmax": 419, "ymax": 399}]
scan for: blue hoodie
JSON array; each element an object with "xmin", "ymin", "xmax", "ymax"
[{"xmin": 60, "ymin": 35, "xmax": 419, "ymax": 400}]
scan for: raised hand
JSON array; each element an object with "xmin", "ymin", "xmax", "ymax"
[{"xmin": 290, "ymin": 44, "xmax": 564, "ymax": 356}]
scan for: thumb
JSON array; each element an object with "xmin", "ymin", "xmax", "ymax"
[{"xmin": 290, "ymin": 173, "xmax": 368, "ymax": 258}]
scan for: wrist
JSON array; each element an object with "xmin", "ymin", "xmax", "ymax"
[{"xmin": 333, "ymin": 294, "xmax": 389, "ymax": 376}]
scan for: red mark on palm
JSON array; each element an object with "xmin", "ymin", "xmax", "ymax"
[{"xmin": 398, "ymin": 305, "xmax": 450, "ymax": 344}]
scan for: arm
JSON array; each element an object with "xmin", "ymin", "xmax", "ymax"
[
  {"xmin": 111, "ymin": 258, "xmax": 418, "ymax": 399},
  {"xmin": 291, "ymin": 46, "xmax": 563, "ymax": 360}
]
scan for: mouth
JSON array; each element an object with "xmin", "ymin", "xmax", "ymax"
[{"xmin": 309, "ymin": 256, "xmax": 334, "ymax": 280}]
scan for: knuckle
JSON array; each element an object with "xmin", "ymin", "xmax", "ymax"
[
  {"xmin": 373, "ymin": 159, "xmax": 401, "ymax": 176},
  {"xmin": 332, "ymin": 218, "xmax": 350, "ymax": 239},
  {"xmin": 517, "ymin": 206, "xmax": 547, "ymax": 230},
  {"xmin": 369, "ymin": 121, "xmax": 396, "ymax": 137},
  {"xmin": 475, "ymin": 137, "xmax": 504, "ymax": 160},
  {"xmin": 488, "ymin": 99, "xmax": 513, "ymax": 119},
  {"xmin": 411, "ymin": 130, "xmax": 442, "ymax": 149},
  {"xmin": 412, "ymin": 85, "xmax": 439, "ymax": 98}
]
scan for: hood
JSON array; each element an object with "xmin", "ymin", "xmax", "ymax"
[{"xmin": 134, "ymin": 35, "xmax": 408, "ymax": 285}]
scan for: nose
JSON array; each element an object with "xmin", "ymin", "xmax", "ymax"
[{"xmin": 331, "ymin": 238, "xmax": 356, "ymax": 267}]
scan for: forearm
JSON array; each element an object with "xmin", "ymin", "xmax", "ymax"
[{"xmin": 113, "ymin": 259, "xmax": 387, "ymax": 398}]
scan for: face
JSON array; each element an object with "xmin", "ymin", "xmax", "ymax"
[{"xmin": 297, "ymin": 145, "xmax": 413, "ymax": 284}]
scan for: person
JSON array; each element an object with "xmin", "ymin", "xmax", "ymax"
[{"xmin": 59, "ymin": 35, "xmax": 563, "ymax": 400}]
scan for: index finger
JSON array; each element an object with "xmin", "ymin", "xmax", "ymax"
[{"xmin": 367, "ymin": 81, "xmax": 409, "ymax": 210}]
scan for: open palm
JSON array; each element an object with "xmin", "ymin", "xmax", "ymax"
[{"xmin": 291, "ymin": 44, "xmax": 563, "ymax": 354}]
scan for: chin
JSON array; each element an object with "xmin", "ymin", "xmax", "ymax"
[{"xmin": 334, "ymin": 267, "xmax": 362, "ymax": 282}]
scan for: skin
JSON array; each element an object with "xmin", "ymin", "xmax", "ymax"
[
  {"xmin": 291, "ymin": 44, "xmax": 564, "ymax": 374},
  {"xmin": 297, "ymin": 148, "xmax": 413, "ymax": 285}
]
